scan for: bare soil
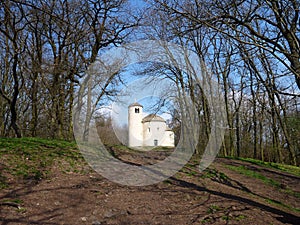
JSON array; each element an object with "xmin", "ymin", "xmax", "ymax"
[{"xmin": 0, "ymin": 148, "xmax": 299, "ymax": 225}]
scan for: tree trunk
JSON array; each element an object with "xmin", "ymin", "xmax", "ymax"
[
  {"xmin": 83, "ymin": 78, "xmax": 92, "ymax": 142},
  {"xmin": 11, "ymin": 51, "xmax": 21, "ymax": 138},
  {"xmin": 250, "ymin": 71, "xmax": 258, "ymax": 159},
  {"xmin": 235, "ymin": 110, "xmax": 240, "ymax": 157},
  {"xmin": 30, "ymin": 74, "xmax": 38, "ymax": 137}
]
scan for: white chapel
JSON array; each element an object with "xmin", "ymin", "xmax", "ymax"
[{"xmin": 128, "ymin": 102, "xmax": 175, "ymax": 148}]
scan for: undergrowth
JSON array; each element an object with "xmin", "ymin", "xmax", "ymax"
[{"xmin": 224, "ymin": 156, "xmax": 300, "ymax": 177}]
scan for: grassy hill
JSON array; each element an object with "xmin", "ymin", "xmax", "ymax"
[{"xmin": 0, "ymin": 137, "xmax": 85, "ymax": 189}]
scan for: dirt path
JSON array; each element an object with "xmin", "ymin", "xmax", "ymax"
[{"xmin": 0, "ymin": 150, "xmax": 299, "ymax": 225}]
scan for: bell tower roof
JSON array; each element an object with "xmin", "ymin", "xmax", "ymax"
[{"xmin": 129, "ymin": 102, "xmax": 143, "ymax": 108}]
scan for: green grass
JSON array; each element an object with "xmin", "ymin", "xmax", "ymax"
[
  {"xmin": 265, "ymin": 198, "xmax": 300, "ymax": 212},
  {"xmin": 224, "ymin": 156, "xmax": 300, "ymax": 177},
  {"xmin": 226, "ymin": 163, "xmax": 300, "ymax": 206},
  {"xmin": 200, "ymin": 168, "xmax": 229, "ymax": 181},
  {"xmin": 186, "ymin": 170, "xmax": 197, "ymax": 176},
  {"xmin": 109, "ymin": 144, "xmax": 132, "ymax": 151},
  {"xmin": 221, "ymin": 215, "xmax": 230, "ymax": 221},
  {"xmin": 2, "ymin": 198, "xmax": 23, "ymax": 204},
  {"xmin": 0, "ymin": 174, "xmax": 8, "ymax": 189},
  {"xmin": 0, "ymin": 137, "xmax": 76, "ymax": 150},
  {"xmin": 162, "ymin": 179, "xmax": 173, "ymax": 185},
  {"xmin": 224, "ymin": 157, "xmax": 300, "ymax": 199},
  {"xmin": 0, "ymin": 137, "xmax": 84, "ymax": 189},
  {"xmin": 234, "ymin": 214, "xmax": 246, "ymax": 221},
  {"xmin": 207, "ymin": 204, "xmax": 221, "ymax": 214},
  {"xmin": 201, "ymin": 218, "xmax": 211, "ymax": 223},
  {"xmin": 226, "ymin": 165, "xmax": 281, "ymax": 187},
  {"xmin": 152, "ymin": 146, "xmax": 174, "ymax": 151}
]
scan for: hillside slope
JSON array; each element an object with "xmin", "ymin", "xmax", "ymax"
[{"xmin": 0, "ymin": 138, "xmax": 299, "ymax": 225}]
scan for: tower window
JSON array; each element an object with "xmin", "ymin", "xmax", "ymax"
[
  {"xmin": 135, "ymin": 108, "xmax": 139, "ymax": 113},
  {"xmin": 148, "ymin": 127, "xmax": 150, "ymax": 132}
]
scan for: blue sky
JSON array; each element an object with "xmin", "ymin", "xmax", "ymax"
[{"xmin": 110, "ymin": 74, "xmax": 175, "ymax": 127}]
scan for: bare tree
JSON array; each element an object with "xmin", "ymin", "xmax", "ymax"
[
  {"xmin": 0, "ymin": 1, "xmax": 27, "ymax": 137},
  {"xmin": 147, "ymin": 0, "xmax": 299, "ymax": 164},
  {"xmin": 0, "ymin": 0, "xmax": 138, "ymax": 139},
  {"xmin": 154, "ymin": 0, "xmax": 300, "ymax": 90}
]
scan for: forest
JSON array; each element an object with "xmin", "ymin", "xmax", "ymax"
[{"xmin": 0, "ymin": 0, "xmax": 299, "ymax": 166}]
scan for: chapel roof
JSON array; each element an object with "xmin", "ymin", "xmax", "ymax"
[
  {"xmin": 142, "ymin": 114, "xmax": 165, "ymax": 123},
  {"xmin": 165, "ymin": 126, "xmax": 173, "ymax": 131}
]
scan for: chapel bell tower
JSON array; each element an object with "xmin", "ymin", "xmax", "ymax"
[{"xmin": 128, "ymin": 102, "xmax": 143, "ymax": 147}]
